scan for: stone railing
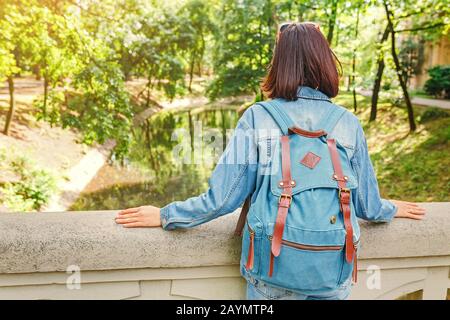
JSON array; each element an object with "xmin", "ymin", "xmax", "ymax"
[{"xmin": 0, "ymin": 202, "xmax": 449, "ymax": 300}]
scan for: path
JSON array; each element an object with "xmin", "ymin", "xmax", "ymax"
[
  {"xmin": 357, "ymin": 89, "xmax": 450, "ymax": 110},
  {"xmin": 411, "ymin": 97, "xmax": 450, "ymax": 110},
  {"xmin": 43, "ymin": 140, "xmax": 116, "ymax": 212}
]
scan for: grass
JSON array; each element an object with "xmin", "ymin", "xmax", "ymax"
[
  {"xmin": 334, "ymin": 92, "xmax": 450, "ymax": 202},
  {"xmin": 409, "ymin": 88, "xmax": 435, "ymax": 100}
]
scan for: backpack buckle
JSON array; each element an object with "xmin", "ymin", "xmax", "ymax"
[
  {"xmin": 278, "ymin": 194, "xmax": 292, "ymax": 207},
  {"xmin": 338, "ymin": 188, "xmax": 351, "ymax": 204}
]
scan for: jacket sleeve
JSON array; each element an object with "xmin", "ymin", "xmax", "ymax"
[
  {"xmin": 159, "ymin": 111, "xmax": 258, "ymax": 230},
  {"xmin": 350, "ymin": 125, "xmax": 398, "ymax": 222}
]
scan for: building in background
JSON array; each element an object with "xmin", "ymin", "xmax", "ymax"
[{"xmin": 410, "ymin": 36, "xmax": 450, "ymax": 90}]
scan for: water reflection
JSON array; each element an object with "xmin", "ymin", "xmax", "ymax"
[{"xmin": 70, "ymin": 108, "xmax": 239, "ymax": 211}]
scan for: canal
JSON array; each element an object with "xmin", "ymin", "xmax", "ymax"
[{"xmin": 70, "ymin": 106, "xmax": 241, "ymax": 211}]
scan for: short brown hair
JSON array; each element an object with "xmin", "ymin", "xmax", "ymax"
[{"xmin": 261, "ymin": 22, "xmax": 342, "ymax": 100}]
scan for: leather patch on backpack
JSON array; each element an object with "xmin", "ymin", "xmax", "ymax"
[{"xmin": 300, "ymin": 152, "xmax": 321, "ymax": 169}]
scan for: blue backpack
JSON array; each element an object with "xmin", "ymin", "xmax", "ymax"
[{"xmin": 235, "ymin": 98, "xmax": 361, "ymax": 293}]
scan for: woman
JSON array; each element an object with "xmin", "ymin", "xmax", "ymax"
[{"xmin": 115, "ymin": 22, "xmax": 425, "ymax": 300}]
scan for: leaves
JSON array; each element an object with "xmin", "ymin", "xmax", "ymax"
[{"xmin": 1, "ymin": 0, "xmax": 449, "ymax": 154}]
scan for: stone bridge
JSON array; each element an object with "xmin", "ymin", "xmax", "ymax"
[{"xmin": 0, "ymin": 202, "xmax": 448, "ymax": 299}]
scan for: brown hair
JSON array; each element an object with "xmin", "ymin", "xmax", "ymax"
[{"xmin": 261, "ymin": 22, "xmax": 342, "ymax": 100}]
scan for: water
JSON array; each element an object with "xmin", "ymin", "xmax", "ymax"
[{"xmin": 70, "ymin": 107, "xmax": 240, "ymax": 211}]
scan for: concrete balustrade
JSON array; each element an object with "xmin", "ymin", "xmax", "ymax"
[{"xmin": 0, "ymin": 202, "xmax": 448, "ymax": 300}]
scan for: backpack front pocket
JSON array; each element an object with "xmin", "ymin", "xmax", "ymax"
[{"xmin": 259, "ymin": 224, "xmax": 350, "ymax": 292}]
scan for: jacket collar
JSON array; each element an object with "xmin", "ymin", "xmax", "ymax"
[{"xmin": 296, "ymin": 86, "xmax": 331, "ymax": 102}]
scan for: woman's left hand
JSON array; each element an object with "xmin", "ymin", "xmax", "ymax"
[{"xmin": 115, "ymin": 205, "xmax": 162, "ymax": 228}]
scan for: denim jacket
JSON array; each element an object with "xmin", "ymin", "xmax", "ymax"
[{"xmin": 160, "ymin": 86, "xmax": 397, "ymax": 230}]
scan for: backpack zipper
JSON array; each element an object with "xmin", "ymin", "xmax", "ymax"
[
  {"xmin": 268, "ymin": 235, "xmax": 358, "ymax": 251},
  {"xmin": 245, "ymin": 224, "xmax": 255, "ymax": 270}
]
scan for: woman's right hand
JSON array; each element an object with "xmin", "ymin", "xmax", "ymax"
[{"xmin": 390, "ymin": 200, "xmax": 426, "ymax": 220}]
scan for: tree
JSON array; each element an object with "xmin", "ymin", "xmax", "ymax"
[
  {"xmin": 326, "ymin": 0, "xmax": 339, "ymax": 44},
  {"xmin": 349, "ymin": 1, "xmax": 364, "ymax": 112},
  {"xmin": 134, "ymin": 7, "xmax": 190, "ymax": 103},
  {"xmin": 0, "ymin": 48, "xmax": 19, "ymax": 135},
  {"xmin": 207, "ymin": 0, "xmax": 276, "ymax": 100},
  {"xmin": 178, "ymin": 0, "xmax": 215, "ymax": 92},
  {"xmin": 379, "ymin": 0, "xmax": 448, "ymax": 130},
  {"xmin": 384, "ymin": 0, "xmax": 416, "ymax": 131},
  {"xmin": 30, "ymin": 4, "xmax": 74, "ymax": 120},
  {"xmin": 370, "ymin": 24, "xmax": 390, "ymax": 122},
  {"xmin": 0, "ymin": 1, "xmax": 35, "ymax": 135}
]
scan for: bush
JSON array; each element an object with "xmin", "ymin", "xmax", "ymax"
[
  {"xmin": 0, "ymin": 150, "xmax": 56, "ymax": 211},
  {"xmin": 419, "ymin": 107, "xmax": 450, "ymax": 124},
  {"xmin": 424, "ymin": 65, "xmax": 450, "ymax": 99}
]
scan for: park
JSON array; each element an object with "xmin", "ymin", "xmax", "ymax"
[{"xmin": 0, "ymin": 0, "xmax": 449, "ymax": 300}]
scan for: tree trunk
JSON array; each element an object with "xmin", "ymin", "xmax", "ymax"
[
  {"xmin": 3, "ymin": 76, "xmax": 15, "ymax": 135},
  {"xmin": 43, "ymin": 76, "xmax": 49, "ymax": 119},
  {"xmin": 287, "ymin": 1, "xmax": 292, "ymax": 20},
  {"xmin": 370, "ymin": 24, "xmax": 390, "ymax": 122},
  {"xmin": 197, "ymin": 32, "xmax": 205, "ymax": 77},
  {"xmin": 297, "ymin": 6, "xmax": 304, "ymax": 22},
  {"xmin": 351, "ymin": 6, "xmax": 360, "ymax": 112},
  {"xmin": 33, "ymin": 65, "xmax": 42, "ymax": 80},
  {"xmin": 220, "ymin": 109, "xmax": 227, "ymax": 152},
  {"xmin": 334, "ymin": 8, "xmax": 340, "ymax": 46},
  {"xmin": 188, "ymin": 110, "xmax": 194, "ymax": 158},
  {"xmin": 326, "ymin": 0, "xmax": 338, "ymax": 44},
  {"xmin": 145, "ymin": 118, "xmax": 156, "ymax": 170},
  {"xmin": 384, "ymin": 1, "xmax": 416, "ymax": 131},
  {"xmin": 188, "ymin": 52, "xmax": 195, "ymax": 93},
  {"xmin": 145, "ymin": 73, "xmax": 153, "ymax": 109}
]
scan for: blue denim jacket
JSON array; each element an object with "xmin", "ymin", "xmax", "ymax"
[{"xmin": 160, "ymin": 86, "xmax": 397, "ymax": 230}]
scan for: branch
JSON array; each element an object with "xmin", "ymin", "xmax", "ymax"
[
  {"xmin": 396, "ymin": 8, "xmax": 424, "ymax": 20},
  {"xmin": 66, "ymin": 0, "xmax": 119, "ymax": 23},
  {"xmin": 383, "ymin": 0, "xmax": 395, "ymax": 33},
  {"xmin": 396, "ymin": 22, "xmax": 445, "ymax": 33},
  {"xmin": 294, "ymin": 1, "xmax": 319, "ymax": 11}
]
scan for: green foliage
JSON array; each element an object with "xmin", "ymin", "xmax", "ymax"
[
  {"xmin": 399, "ymin": 37, "xmax": 425, "ymax": 84},
  {"xmin": 178, "ymin": 0, "xmax": 215, "ymax": 90},
  {"xmin": 424, "ymin": 65, "xmax": 450, "ymax": 99},
  {"xmin": 0, "ymin": 149, "xmax": 56, "ymax": 211},
  {"xmin": 34, "ymin": 90, "xmax": 65, "ymax": 125},
  {"xmin": 0, "ymin": 46, "xmax": 18, "ymax": 81},
  {"xmin": 334, "ymin": 92, "xmax": 449, "ymax": 202},
  {"xmin": 65, "ymin": 60, "xmax": 133, "ymax": 158},
  {"xmin": 0, "ymin": 1, "xmax": 34, "ymax": 79},
  {"xmin": 2, "ymin": 1, "xmax": 449, "ymax": 130},
  {"xmin": 206, "ymin": 0, "xmax": 276, "ymax": 100},
  {"xmin": 1, "ymin": 0, "xmax": 449, "ymax": 159},
  {"xmin": 419, "ymin": 107, "xmax": 450, "ymax": 124}
]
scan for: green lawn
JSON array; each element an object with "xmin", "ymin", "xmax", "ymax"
[{"xmin": 334, "ymin": 92, "xmax": 450, "ymax": 202}]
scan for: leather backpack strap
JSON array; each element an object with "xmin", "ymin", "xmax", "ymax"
[
  {"xmin": 269, "ymin": 135, "xmax": 293, "ymax": 277},
  {"xmin": 234, "ymin": 196, "xmax": 252, "ymax": 236},
  {"xmin": 326, "ymin": 138, "xmax": 355, "ymax": 264}
]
